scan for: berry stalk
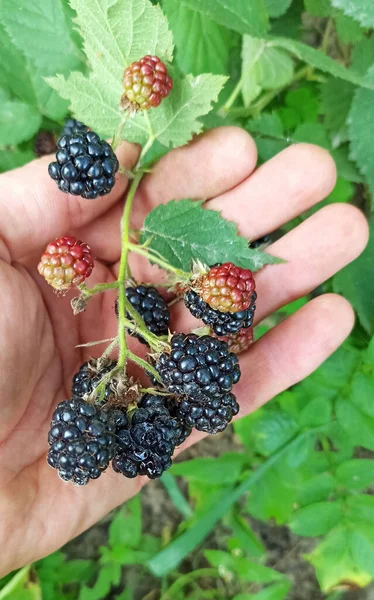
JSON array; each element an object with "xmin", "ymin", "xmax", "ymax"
[{"xmin": 116, "ymin": 170, "xmax": 146, "ymax": 368}]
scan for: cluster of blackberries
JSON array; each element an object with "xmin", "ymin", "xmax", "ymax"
[{"xmin": 47, "ymin": 357, "xmax": 192, "ymax": 485}]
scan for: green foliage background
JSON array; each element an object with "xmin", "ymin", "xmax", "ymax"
[{"xmin": 1, "ymin": 0, "xmax": 374, "ymax": 598}]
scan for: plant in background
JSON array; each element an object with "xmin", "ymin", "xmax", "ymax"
[{"xmin": 1, "ymin": 0, "xmax": 374, "ymax": 599}]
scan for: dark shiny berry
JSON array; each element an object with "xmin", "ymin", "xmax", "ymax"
[
  {"xmin": 170, "ymin": 393, "xmax": 239, "ymax": 435},
  {"xmin": 47, "ymin": 398, "xmax": 127, "ymax": 485},
  {"xmin": 48, "ymin": 129, "xmax": 119, "ymax": 199},
  {"xmin": 115, "ymin": 285, "xmax": 170, "ymax": 344},
  {"xmin": 154, "ymin": 333, "xmax": 241, "ymax": 398},
  {"xmin": 61, "ymin": 118, "xmax": 89, "ymax": 137},
  {"xmin": 112, "ymin": 394, "xmax": 187, "ymax": 479},
  {"xmin": 72, "ymin": 359, "xmax": 116, "ymax": 401},
  {"xmin": 184, "ymin": 290, "xmax": 256, "ymax": 336}
]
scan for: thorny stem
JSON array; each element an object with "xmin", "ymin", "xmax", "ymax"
[
  {"xmin": 117, "ymin": 170, "xmax": 146, "ymax": 369},
  {"xmin": 226, "ymin": 65, "xmax": 312, "ymax": 119},
  {"xmin": 78, "ymin": 281, "xmax": 119, "ymax": 297},
  {"xmin": 128, "ymin": 351, "xmax": 161, "ymax": 382}
]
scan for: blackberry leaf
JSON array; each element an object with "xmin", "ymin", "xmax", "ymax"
[
  {"xmin": 46, "ymin": 0, "xmax": 227, "ymax": 148},
  {"xmin": 140, "ymin": 199, "xmax": 282, "ymax": 272}
]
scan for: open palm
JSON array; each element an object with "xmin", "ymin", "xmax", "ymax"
[{"xmin": 0, "ymin": 127, "xmax": 368, "ymax": 576}]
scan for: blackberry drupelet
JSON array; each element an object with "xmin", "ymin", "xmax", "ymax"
[
  {"xmin": 184, "ymin": 289, "xmax": 256, "ymax": 336},
  {"xmin": 62, "ymin": 118, "xmax": 89, "ymax": 137},
  {"xmin": 48, "ymin": 130, "xmax": 119, "ymax": 199},
  {"xmin": 172, "ymin": 392, "xmax": 239, "ymax": 435},
  {"xmin": 115, "ymin": 285, "xmax": 170, "ymax": 343},
  {"xmin": 112, "ymin": 394, "xmax": 181, "ymax": 479},
  {"xmin": 72, "ymin": 359, "xmax": 116, "ymax": 401},
  {"xmin": 47, "ymin": 398, "xmax": 127, "ymax": 485},
  {"xmin": 154, "ymin": 333, "xmax": 241, "ymax": 399}
]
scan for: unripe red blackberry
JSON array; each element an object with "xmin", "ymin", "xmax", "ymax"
[
  {"xmin": 201, "ymin": 263, "xmax": 256, "ymax": 313},
  {"xmin": 121, "ymin": 55, "xmax": 172, "ymax": 111},
  {"xmin": 38, "ymin": 236, "xmax": 94, "ymax": 291}
]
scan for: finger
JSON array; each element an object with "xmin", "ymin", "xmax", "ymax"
[
  {"xmin": 235, "ymin": 294, "xmax": 354, "ymax": 413},
  {"xmin": 76, "ymin": 127, "xmax": 258, "ymax": 262},
  {"xmin": 207, "ymin": 143, "xmax": 337, "ymax": 239},
  {"xmin": 170, "ymin": 202, "xmax": 368, "ymax": 332},
  {"xmin": 254, "ymin": 203, "xmax": 369, "ymax": 322},
  {"xmin": 0, "ymin": 142, "xmax": 139, "ymax": 263}
]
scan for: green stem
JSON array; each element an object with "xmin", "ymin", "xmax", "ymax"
[
  {"xmin": 124, "ymin": 297, "xmax": 167, "ymax": 351},
  {"xmin": 128, "ymin": 351, "xmax": 161, "ymax": 382},
  {"xmin": 128, "ymin": 243, "xmax": 189, "ymax": 278},
  {"xmin": 78, "ymin": 281, "xmax": 119, "ymax": 297},
  {"xmin": 161, "ymin": 569, "xmax": 220, "ymax": 599},
  {"xmin": 0, "ymin": 566, "xmax": 32, "ymax": 600},
  {"xmin": 112, "ymin": 115, "xmax": 128, "ymax": 151},
  {"xmin": 117, "ymin": 171, "xmax": 145, "ymax": 368},
  {"xmin": 227, "ymin": 65, "xmax": 311, "ymax": 119},
  {"xmin": 321, "ymin": 17, "xmax": 333, "ymax": 54},
  {"xmin": 221, "ymin": 41, "xmax": 266, "ymax": 114}
]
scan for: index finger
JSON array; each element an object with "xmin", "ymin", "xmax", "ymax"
[{"xmin": 0, "ymin": 142, "xmax": 139, "ymax": 263}]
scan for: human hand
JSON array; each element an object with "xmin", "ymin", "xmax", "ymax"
[{"xmin": 0, "ymin": 127, "xmax": 368, "ymax": 575}]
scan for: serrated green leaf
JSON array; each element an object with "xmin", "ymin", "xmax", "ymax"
[
  {"xmin": 79, "ymin": 563, "xmax": 121, "ymax": 600},
  {"xmin": 351, "ymin": 37, "xmax": 374, "ymax": 76},
  {"xmin": 48, "ymin": 0, "xmax": 227, "ymax": 148},
  {"xmin": 290, "ymin": 501, "xmax": 343, "ymax": 536},
  {"xmin": 333, "ymin": 216, "xmax": 374, "ymax": 334},
  {"xmin": 307, "ymin": 526, "xmax": 372, "ymax": 592},
  {"xmin": 348, "ymin": 65, "xmax": 374, "ymax": 196},
  {"xmin": 0, "ymin": 0, "xmax": 83, "ymax": 72},
  {"xmin": 109, "ymin": 497, "xmax": 142, "ymax": 548},
  {"xmin": 171, "ymin": 453, "xmax": 246, "ymax": 485},
  {"xmin": 0, "ymin": 24, "xmax": 68, "ymax": 120},
  {"xmin": 350, "ymin": 521, "xmax": 374, "ymax": 578},
  {"xmin": 292, "ymin": 122, "xmax": 331, "ymax": 148},
  {"xmin": 346, "ymin": 495, "xmax": 374, "ymax": 522},
  {"xmin": 176, "ymin": 0, "xmax": 269, "ymax": 36},
  {"xmin": 140, "ymin": 199, "xmax": 280, "ymax": 272},
  {"xmin": 264, "ymin": 0, "xmax": 293, "ymax": 18},
  {"xmin": 299, "ymin": 397, "xmax": 332, "ymax": 427},
  {"xmin": 331, "ymin": 146, "xmax": 363, "ymax": 183},
  {"xmin": 336, "ymin": 459, "xmax": 374, "ymax": 491},
  {"xmin": 271, "ymin": 37, "xmax": 374, "ymax": 88},
  {"xmin": 285, "ymin": 86, "xmax": 320, "ymax": 122},
  {"xmin": 304, "ymin": 0, "xmax": 332, "ymax": 17},
  {"xmin": 297, "ymin": 472, "xmax": 336, "ymax": 506},
  {"xmin": 163, "ymin": 0, "xmax": 233, "ymax": 75},
  {"xmin": 320, "ymin": 78, "xmax": 354, "ymax": 145},
  {"xmin": 331, "ymin": 0, "xmax": 374, "ymax": 28},
  {"xmin": 241, "ymin": 37, "xmax": 294, "ymax": 106},
  {"xmin": 205, "ymin": 550, "xmax": 283, "ymax": 583},
  {"xmin": 247, "ymin": 410, "xmax": 299, "ymax": 456},
  {"xmin": 336, "ymin": 398, "xmax": 374, "ymax": 451},
  {"xmin": 0, "ymin": 146, "xmax": 34, "ymax": 173},
  {"xmin": 334, "ymin": 10, "xmax": 365, "ymax": 44},
  {"xmin": 0, "ymin": 92, "xmax": 41, "ymax": 146}
]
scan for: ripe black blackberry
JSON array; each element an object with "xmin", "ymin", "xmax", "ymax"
[
  {"xmin": 48, "ymin": 130, "xmax": 119, "ymax": 199},
  {"xmin": 171, "ymin": 392, "xmax": 239, "ymax": 435},
  {"xmin": 72, "ymin": 359, "xmax": 116, "ymax": 401},
  {"xmin": 47, "ymin": 398, "xmax": 127, "ymax": 485},
  {"xmin": 184, "ymin": 290, "xmax": 256, "ymax": 336},
  {"xmin": 154, "ymin": 333, "xmax": 241, "ymax": 399},
  {"xmin": 115, "ymin": 285, "xmax": 170, "ymax": 343},
  {"xmin": 112, "ymin": 394, "xmax": 181, "ymax": 479},
  {"xmin": 62, "ymin": 118, "xmax": 89, "ymax": 137}
]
